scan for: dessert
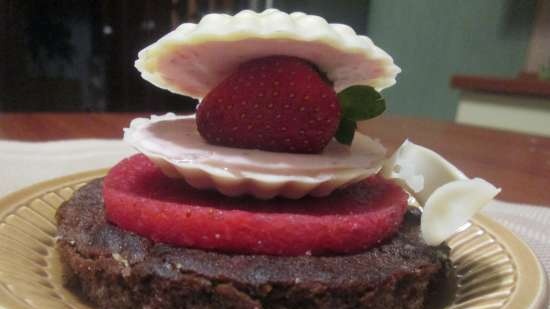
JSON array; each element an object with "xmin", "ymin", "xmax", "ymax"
[
  {"xmin": 57, "ymin": 178, "xmax": 450, "ymax": 309},
  {"xmin": 56, "ymin": 9, "xmax": 499, "ymax": 309}
]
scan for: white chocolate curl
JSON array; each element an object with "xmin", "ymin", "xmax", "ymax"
[
  {"xmin": 382, "ymin": 140, "xmax": 500, "ymax": 245},
  {"xmin": 135, "ymin": 9, "xmax": 400, "ymax": 99}
]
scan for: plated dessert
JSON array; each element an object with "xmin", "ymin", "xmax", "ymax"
[{"xmin": 56, "ymin": 9, "xmax": 499, "ymax": 309}]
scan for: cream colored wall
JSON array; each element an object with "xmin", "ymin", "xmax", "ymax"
[
  {"xmin": 525, "ymin": 0, "xmax": 550, "ymax": 72},
  {"xmin": 456, "ymin": 92, "xmax": 550, "ymax": 137}
]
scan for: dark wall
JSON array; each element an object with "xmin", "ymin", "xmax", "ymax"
[{"xmin": 0, "ymin": 0, "xmax": 248, "ymax": 112}]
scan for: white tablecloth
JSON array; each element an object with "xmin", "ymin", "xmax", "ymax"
[{"xmin": 1, "ymin": 139, "xmax": 549, "ymax": 293}]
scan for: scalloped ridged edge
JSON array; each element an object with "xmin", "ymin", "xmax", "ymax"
[
  {"xmin": 135, "ymin": 9, "xmax": 401, "ymax": 99},
  {"xmin": 149, "ymin": 155, "xmax": 374, "ymax": 199},
  {"xmin": 123, "ymin": 114, "xmax": 383, "ymax": 199}
]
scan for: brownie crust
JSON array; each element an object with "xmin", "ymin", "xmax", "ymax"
[{"xmin": 56, "ymin": 179, "xmax": 452, "ymax": 309}]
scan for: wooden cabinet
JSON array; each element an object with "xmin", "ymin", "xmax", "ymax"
[{"xmin": 452, "ymin": 75, "xmax": 550, "ymax": 137}]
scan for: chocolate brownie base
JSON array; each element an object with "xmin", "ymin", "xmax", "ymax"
[{"xmin": 57, "ymin": 179, "xmax": 453, "ymax": 309}]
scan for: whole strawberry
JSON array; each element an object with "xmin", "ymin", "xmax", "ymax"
[{"xmin": 196, "ymin": 56, "xmax": 340, "ymax": 154}]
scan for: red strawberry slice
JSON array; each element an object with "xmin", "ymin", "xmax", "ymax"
[
  {"xmin": 196, "ymin": 56, "xmax": 341, "ymax": 154},
  {"xmin": 104, "ymin": 154, "xmax": 408, "ymax": 256}
]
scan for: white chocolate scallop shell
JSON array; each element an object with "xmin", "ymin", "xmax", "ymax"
[
  {"xmin": 123, "ymin": 113, "xmax": 387, "ymax": 199},
  {"xmin": 382, "ymin": 140, "xmax": 501, "ymax": 245},
  {"xmin": 135, "ymin": 9, "xmax": 400, "ymax": 99}
]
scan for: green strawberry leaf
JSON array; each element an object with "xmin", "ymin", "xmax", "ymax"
[
  {"xmin": 335, "ymin": 118, "xmax": 357, "ymax": 145},
  {"xmin": 334, "ymin": 85, "xmax": 386, "ymax": 146},
  {"xmin": 337, "ymin": 85, "xmax": 385, "ymax": 121}
]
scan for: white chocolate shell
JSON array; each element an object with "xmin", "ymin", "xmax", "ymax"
[
  {"xmin": 421, "ymin": 178, "xmax": 500, "ymax": 245},
  {"xmin": 382, "ymin": 140, "xmax": 468, "ymax": 204},
  {"xmin": 382, "ymin": 140, "xmax": 501, "ymax": 245},
  {"xmin": 135, "ymin": 9, "xmax": 401, "ymax": 99},
  {"xmin": 123, "ymin": 113, "xmax": 387, "ymax": 199}
]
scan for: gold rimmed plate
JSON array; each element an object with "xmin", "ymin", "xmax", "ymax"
[{"xmin": 0, "ymin": 170, "xmax": 547, "ymax": 309}]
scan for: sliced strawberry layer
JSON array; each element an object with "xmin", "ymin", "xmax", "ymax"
[{"xmin": 103, "ymin": 154, "xmax": 408, "ymax": 256}]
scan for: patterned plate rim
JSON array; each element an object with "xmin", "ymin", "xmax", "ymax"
[
  {"xmin": 0, "ymin": 169, "xmax": 547, "ymax": 309},
  {"xmin": 469, "ymin": 214, "xmax": 548, "ymax": 309}
]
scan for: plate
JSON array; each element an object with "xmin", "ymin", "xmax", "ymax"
[{"xmin": 0, "ymin": 170, "xmax": 547, "ymax": 309}]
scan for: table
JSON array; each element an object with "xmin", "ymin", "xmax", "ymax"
[{"xmin": 1, "ymin": 112, "xmax": 549, "ymax": 206}]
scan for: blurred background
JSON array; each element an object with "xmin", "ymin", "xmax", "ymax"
[{"xmin": 1, "ymin": 0, "xmax": 549, "ymax": 136}]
